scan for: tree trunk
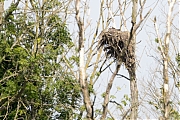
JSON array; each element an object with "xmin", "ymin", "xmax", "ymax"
[
  {"xmin": 75, "ymin": 0, "xmax": 93, "ymax": 119},
  {"xmin": 129, "ymin": 65, "xmax": 138, "ymax": 119},
  {"xmin": 163, "ymin": 0, "xmax": 175, "ymax": 119},
  {"xmin": 0, "ymin": 0, "xmax": 4, "ymax": 24},
  {"xmin": 129, "ymin": 0, "xmax": 138, "ymax": 119}
]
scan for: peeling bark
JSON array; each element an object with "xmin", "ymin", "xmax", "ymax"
[
  {"xmin": 163, "ymin": 0, "xmax": 175, "ymax": 119},
  {"xmin": 75, "ymin": 0, "xmax": 93, "ymax": 119}
]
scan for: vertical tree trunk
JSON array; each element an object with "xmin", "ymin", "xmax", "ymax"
[
  {"xmin": 75, "ymin": 0, "xmax": 93, "ymax": 119},
  {"xmin": 129, "ymin": 66, "xmax": 138, "ymax": 119},
  {"xmin": 129, "ymin": 0, "xmax": 138, "ymax": 119},
  {"xmin": 0, "ymin": 0, "xmax": 4, "ymax": 24},
  {"xmin": 179, "ymin": 0, "xmax": 180, "ymax": 55},
  {"xmin": 163, "ymin": 0, "xmax": 175, "ymax": 119}
]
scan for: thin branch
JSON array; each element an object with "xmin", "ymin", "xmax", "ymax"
[
  {"xmin": 0, "ymin": 72, "xmax": 18, "ymax": 83},
  {"xmin": 107, "ymin": 109, "xmax": 115, "ymax": 120},
  {"xmin": 117, "ymin": 74, "xmax": 130, "ymax": 81},
  {"xmin": 100, "ymin": 64, "xmax": 121, "ymax": 120},
  {"xmin": 108, "ymin": 64, "xmax": 130, "ymax": 81},
  {"xmin": 3, "ymin": 98, "xmax": 9, "ymax": 120},
  {"xmin": 14, "ymin": 100, "xmax": 20, "ymax": 120},
  {"xmin": 62, "ymin": 55, "xmax": 78, "ymax": 80},
  {"xmin": 133, "ymin": 9, "xmax": 152, "ymax": 34},
  {"xmin": 109, "ymin": 100, "xmax": 121, "ymax": 106},
  {"xmin": 0, "ymin": 80, "xmax": 27, "ymax": 111},
  {"xmin": 122, "ymin": 102, "xmax": 140, "ymax": 120}
]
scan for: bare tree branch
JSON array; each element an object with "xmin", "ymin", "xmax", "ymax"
[{"xmin": 100, "ymin": 64, "xmax": 121, "ymax": 120}]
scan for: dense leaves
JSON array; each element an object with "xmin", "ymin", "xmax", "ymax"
[{"xmin": 0, "ymin": 1, "xmax": 80, "ymax": 120}]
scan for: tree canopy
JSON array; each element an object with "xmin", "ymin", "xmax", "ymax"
[{"xmin": 0, "ymin": 1, "xmax": 81, "ymax": 119}]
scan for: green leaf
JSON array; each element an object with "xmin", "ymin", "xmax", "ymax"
[
  {"xmin": 110, "ymin": 95, "xmax": 116, "ymax": 99},
  {"xmin": 176, "ymin": 54, "xmax": 180, "ymax": 67},
  {"xmin": 155, "ymin": 38, "xmax": 159, "ymax": 43},
  {"xmin": 117, "ymin": 104, "xmax": 123, "ymax": 110},
  {"xmin": 121, "ymin": 100, "xmax": 127, "ymax": 106},
  {"xmin": 95, "ymin": 109, "xmax": 102, "ymax": 115},
  {"xmin": 101, "ymin": 92, "xmax": 106, "ymax": 98},
  {"xmin": 117, "ymin": 86, "xmax": 121, "ymax": 91},
  {"xmin": 88, "ymin": 84, "xmax": 94, "ymax": 93},
  {"xmin": 157, "ymin": 46, "xmax": 161, "ymax": 51},
  {"xmin": 95, "ymin": 72, "xmax": 100, "ymax": 77},
  {"xmin": 80, "ymin": 105, "xmax": 86, "ymax": 111},
  {"xmin": 124, "ymin": 94, "xmax": 129, "ymax": 101}
]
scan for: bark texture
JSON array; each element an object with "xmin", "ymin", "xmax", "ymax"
[
  {"xmin": 100, "ymin": 64, "xmax": 121, "ymax": 120},
  {"xmin": 75, "ymin": 0, "xmax": 93, "ymax": 119},
  {"xmin": 0, "ymin": 0, "xmax": 3, "ymax": 24},
  {"xmin": 97, "ymin": 0, "xmax": 151, "ymax": 119},
  {"xmin": 129, "ymin": 0, "xmax": 138, "ymax": 119},
  {"xmin": 163, "ymin": 0, "xmax": 175, "ymax": 119}
]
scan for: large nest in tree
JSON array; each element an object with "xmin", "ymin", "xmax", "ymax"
[{"xmin": 98, "ymin": 28, "xmax": 135, "ymax": 69}]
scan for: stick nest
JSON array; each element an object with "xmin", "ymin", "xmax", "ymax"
[{"xmin": 98, "ymin": 28, "xmax": 135, "ymax": 70}]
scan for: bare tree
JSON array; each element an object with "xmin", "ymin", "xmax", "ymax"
[
  {"xmin": 141, "ymin": 0, "xmax": 180, "ymax": 119},
  {"xmin": 153, "ymin": 0, "xmax": 176, "ymax": 119},
  {"xmin": 66, "ymin": 0, "xmax": 152, "ymax": 119},
  {"xmin": 97, "ymin": 0, "xmax": 151, "ymax": 119}
]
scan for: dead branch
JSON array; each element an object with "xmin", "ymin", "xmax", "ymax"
[{"xmin": 100, "ymin": 64, "xmax": 121, "ymax": 120}]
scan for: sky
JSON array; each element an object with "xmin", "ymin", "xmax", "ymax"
[{"xmin": 3, "ymin": 0, "xmax": 180, "ymax": 119}]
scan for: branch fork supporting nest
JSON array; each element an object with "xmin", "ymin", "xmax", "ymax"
[{"xmin": 98, "ymin": 27, "xmax": 135, "ymax": 71}]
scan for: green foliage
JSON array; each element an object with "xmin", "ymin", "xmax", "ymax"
[
  {"xmin": 0, "ymin": 1, "xmax": 81, "ymax": 120},
  {"xmin": 107, "ymin": 117, "xmax": 114, "ymax": 120},
  {"xmin": 148, "ymin": 100, "xmax": 180, "ymax": 119},
  {"xmin": 121, "ymin": 95, "xmax": 130, "ymax": 106},
  {"xmin": 155, "ymin": 38, "xmax": 159, "ymax": 43},
  {"xmin": 116, "ymin": 94, "xmax": 130, "ymax": 111},
  {"xmin": 88, "ymin": 84, "xmax": 94, "ymax": 93},
  {"xmin": 95, "ymin": 72, "xmax": 101, "ymax": 77},
  {"xmin": 101, "ymin": 92, "xmax": 106, "ymax": 98},
  {"xmin": 170, "ymin": 110, "xmax": 180, "ymax": 119},
  {"xmin": 117, "ymin": 86, "xmax": 121, "ymax": 91},
  {"xmin": 124, "ymin": 94, "xmax": 130, "ymax": 101},
  {"xmin": 176, "ymin": 54, "xmax": 180, "ymax": 67},
  {"xmin": 70, "ymin": 55, "xmax": 79, "ymax": 65},
  {"xmin": 95, "ymin": 109, "xmax": 102, "ymax": 116},
  {"xmin": 157, "ymin": 46, "xmax": 161, "ymax": 51},
  {"xmin": 46, "ymin": 14, "xmax": 73, "ymax": 49},
  {"xmin": 110, "ymin": 95, "xmax": 116, "ymax": 99}
]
